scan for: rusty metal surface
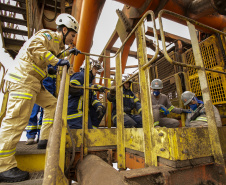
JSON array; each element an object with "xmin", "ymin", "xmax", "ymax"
[{"xmin": 16, "ymin": 141, "xmax": 46, "ymax": 155}]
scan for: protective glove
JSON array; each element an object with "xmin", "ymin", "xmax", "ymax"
[
  {"xmin": 96, "ymin": 106, "xmax": 106, "ymax": 119},
  {"xmin": 92, "ymin": 84, "xmax": 109, "ymax": 93},
  {"xmin": 160, "ymin": 105, "xmax": 169, "ymax": 115},
  {"xmin": 69, "ymin": 47, "xmax": 81, "ymax": 56},
  {"xmin": 124, "ymin": 107, "xmax": 131, "ymax": 114},
  {"xmin": 109, "ymin": 86, "xmax": 116, "ymax": 95},
  {"xmin": 181, "ymin": 109, "xmax": 192, "ymax": 113},
  {"xmin": 48, "ymin": 67, "xmax": 57, "ymax": 75},
  {"xmin": 57, "ymin": 59, "xmax": 70, "ymax": 69}
]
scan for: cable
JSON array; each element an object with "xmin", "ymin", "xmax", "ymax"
[{"xmin": 43, "ymin": 0, "xmax": 57, "ymax": 22}]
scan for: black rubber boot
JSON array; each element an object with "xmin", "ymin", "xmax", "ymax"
[
  {"xmin": 0, "ymin": 167, "xmax": 29, "ymax": 182},
  {"xmin": 37, "ymin": 139, "xmax": 48, "ymax": 149}
]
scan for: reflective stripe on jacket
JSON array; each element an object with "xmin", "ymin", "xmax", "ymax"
[
  {"xmin": 5, "ymin": 29, "xmax": 68, "ymax": 92},
  {"xmin": 67, "ymin": 71, "xmax": 102, "ymax": 123},
  {"xmin": 107, "ymin": 87, "xmax": 141, "ymax": 119}
]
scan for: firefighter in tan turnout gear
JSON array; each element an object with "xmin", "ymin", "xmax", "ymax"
[
  {"xmin": 181, "ymin": 91, "xmax": 222, "ymax": 127},
  {"xmin": 0, "ymin": 13, "xmax": 80, "ymax": 183},
  {"xmin": 151, "ymin": 79, "xmax": 191, "ymax": 128}
]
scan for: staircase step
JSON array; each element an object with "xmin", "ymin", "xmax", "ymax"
[
  {"xmin": 12, "ymin": 0, "xmax": 26, "ymax": 4},
  {"xmin": 0, "ymin": 15, "xmax": 27, "ymax": 26},
  {"xmin": 1, "ymin": 171, "xmax": 44, "ymax": 185},
  {"xmin": 0, "ymin": 3, "xmax": 26, "ymax": 15},
  {"xmin": 4, "ymin": 37, "xmax": 25, "ymax": 47},
  {"xmin": 2, "ymin": 27, "xmax": 28, "ymax": 36},
  {"xmin": 16, "ymin": 141, "xmax": 46, "ymax": 155},
  {"xmin": 15, "ymin": 141, "xmax": 46, "ymax": 172}
]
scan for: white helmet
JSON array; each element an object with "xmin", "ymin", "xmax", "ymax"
[
  {"xmin": 90, "ymin": 59, "xmax": 104, "ymax": 72},
  {"xmin": 181, "ymin": 91, "xmax": 195, "ymax": 106},
  {"xmin": 151, "ymin": 79, "xmax": 163, "ymax": 89},
  {"xmin": 56, "ymin": 13, "xmax": 79, "ymax": 33}
]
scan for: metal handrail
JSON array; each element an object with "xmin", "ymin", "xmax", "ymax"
[
  {"xmin": 80, "ymin": 10, "xmax": 159, "ymax": 60},
  {"xmin": 158, "ymin": 9, "xmax": 226, "ymax": 75},
  {"xmin": 43, "ymin": 65, "xmax": 68, "ymax": 185}
]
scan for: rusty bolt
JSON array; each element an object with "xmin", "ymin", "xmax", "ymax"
[
  {"xmin": 159, "ymin": 133, "xmax": 164, "ymax": 136},
  {"xmin": 160, "ymin": 148, "xmax": 165, "ymax": 151},
  {"xmin": 119, "ymin": 154, "xmax": 122, "ymax": 157},
  {"xmin": 182, "ymin": 149, "xmax": 189, "ymax": 154}
]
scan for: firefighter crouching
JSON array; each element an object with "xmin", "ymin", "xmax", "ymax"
[
  {"xmin": 0, "ymin": 13, "xmax": 80, "ymax": 183},
  {"xmin": 181, "ymin": 91, "xmax": 222, "ymax": 127},
  {"xmin": 67, "ymin": 60, "xmax": 107, "ymax": 129},
  {"xmin": 151, "ymin": 79, "xmax": 191, "ymax": 128},
  {"xmin": 107, "ymin": 76, "xmax": 142, "ymax": 128}
]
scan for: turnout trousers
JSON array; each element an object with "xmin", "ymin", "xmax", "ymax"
[
  {"xmin": 0, "ymin": 82, "xmax": 56, "ymax": 172},
  {"xmin": 153, "ymin": 109, "xmax": 180, "ymax": 128}
]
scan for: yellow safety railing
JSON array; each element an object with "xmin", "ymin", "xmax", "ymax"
[
  {"xmin": 158, "ymin": 9, "xmax": 226, "ymax": 173},
  {"xmin": 44, "ymin": 10, "xmax": 159, "ymax": 183},
  {"xmin": 77, "ymin": 10, "xmax": 160, "ymax": 168}
]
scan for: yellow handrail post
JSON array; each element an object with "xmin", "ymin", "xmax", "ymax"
[
  {"xmin": 174, "ymin": 73, "xmax": 186, "ymax": 127},
  {"xmin": 107, "ymin": 78, "xmax": 112, "ymax": 128},
  {"xmin": 187, "ymin": 21, "xmax": 225, "ymax": 171},
  {"xmin": 83, "ymin": 55, "xmax": 90, "ymax": 156},
  {"xmin": 136, "ymin": 22, "xmax": 157, "ymax": 167},
  {"xmin": 116, "ymin": 53, "xmax": 125, "ymax": 169},
  {"xmin": 59, "ymin": 72, "xmax": 70, "ymax": 171}
]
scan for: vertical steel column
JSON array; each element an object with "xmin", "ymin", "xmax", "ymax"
[
  {"xmin": 136, "ymin": 22, "xmax": 157, "ymax": 167},
  {"xmin": 107, "ymin": 78, "xmax": 112, "ymax": 128},
  {"xmin": 59, "ymin": 72, "xmax": 70, "ymax": 171},
  {"xmin": 174, "ymin": 74, "xmax": 186, "ymax": 127},
  {"xmin": 116, "ymin": 53, "xmax": 125, "ymax": 169},
  {"xmin": 187, "ymin": 21, "xmax": 225, "ymax": 169},
  {"xmin": 83, "ymin": 56, "xmax": 90, "ymax": 156}
]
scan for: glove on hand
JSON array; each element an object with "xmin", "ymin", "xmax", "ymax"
[
  {"xmin": 96, "ymin": 106, "xmax": 106, "ymax": 119},
  {"xmin": 69, "ymin": 47, "xmax": 81, "ymax": 56},
  {"xmin": 124, "ymin": 107, "xmax": 131, "ymax": 114},
  {"xmin": 182, "ymin": 109, "xmax": 192, "ymax": 113},
  {"xmin": 160, "ymin": 105, "xmax": 169, "ymax": 115},
  {"xmin": 109, "ymin": 86, "xmax": 116, "ymax": 95},
  {"xmin": 92, "ymin": 84, "xmax": 109, "ymax": 93},
  {"xmin": 57, "ymin": 59, "xmax": 70, "ymax": 69},
  {"xmin": 48, "ymin": 67, "xmax": 57, "ymax": 75}
]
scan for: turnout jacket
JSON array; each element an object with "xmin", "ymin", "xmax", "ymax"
[
  {"xmin": 107, "ymin": 87, "xmax": 142, "ymax": 120},
  {"xmin": 67, "ymin": 71, "xmax": 102, "ymax": 121},
  {"xmin": 5, "ymin": 29, "xmax": 70, "ymax": 92},
  {"xmin": 185, "ymin": 104, "xmax": 222, "ymax": 127},
  {"xmin": 151, "ymin": 93, "xmax": 182, "ymax": 117}
]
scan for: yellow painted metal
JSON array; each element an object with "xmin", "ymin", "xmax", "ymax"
[
  {"xmin": 116, "ymin": 53, "xmax": 125, "ymax": 169},
  {"xmin": 16, "ymin": 154, "xmax": 45, "ymax": 172},
  {"xmin": 69, "ymin": 126, "xmax": 226, "ymax": 162},
  {"xmin": 174, "ymin": 73, "xmax": 186, "ymax": 127},
  {"xmin": 136, "ymin": 22, "xmax": 156, "ymax": 167},
  {"xmin": 59, "ymin": 72, "xmax": 70, "ymax": 172},
  {"xmin": 87, "ymin": 129, "xmax": 117, "ymax": 146},
  {"xmin": 184, "ymin": 35, "xmax": 226, "ymax": 105},
  {"xmin": 187, "ymin": 21, "xmax": 225, "ymax": 167},
  {"xmin": 107, "ymin": 78, "xmax": 112, "ymax": 128},
  {"xmin": 124, "ymin": 128, "xmax": 144, "ymax": 152},
  {"xmin": 83, "ymin": 56, "xmax": 90, "ymax": 156},
  {"xmin": 56, "ymin": 166, "xmax": 68, "ymax": 185}
]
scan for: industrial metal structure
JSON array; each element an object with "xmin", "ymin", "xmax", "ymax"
[{"xmin": 0, "ymin": 0, "xmax": 226, "ymax": 184}]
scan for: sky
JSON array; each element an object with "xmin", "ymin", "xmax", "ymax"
[{"xmin": 0, "ymin": 1, "xmax": 190, "ymax": 107}]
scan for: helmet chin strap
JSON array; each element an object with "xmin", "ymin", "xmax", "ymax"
[{"xmin": 62, "ymin": 30, "xmax": 70, "ymax": 45}]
